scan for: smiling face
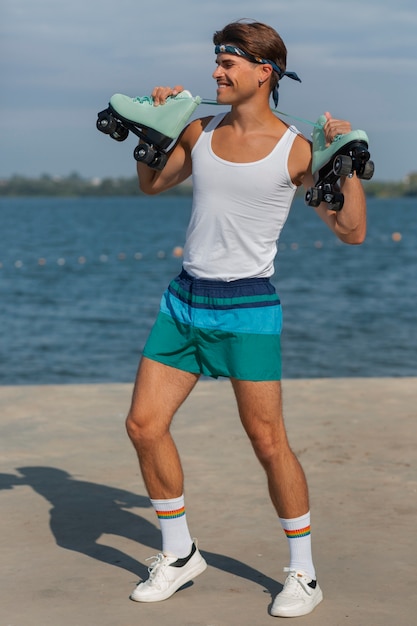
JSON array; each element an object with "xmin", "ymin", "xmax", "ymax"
[
  {"xmin": 212, "ymin": 53, "xmax": 269, "ymax": 105},
  {"xmin": 212, "ymin": 21, "xmax": 287, "ymax": 105}
]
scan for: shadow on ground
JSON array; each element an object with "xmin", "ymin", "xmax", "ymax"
[{"xmin": 1, "ymin": 467, "xmax": 281, "ymax": 598}]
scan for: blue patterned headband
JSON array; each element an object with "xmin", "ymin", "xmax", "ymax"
[{"xmin": 214, "ymin": 44, "xmax": 301, "ymax": 107}]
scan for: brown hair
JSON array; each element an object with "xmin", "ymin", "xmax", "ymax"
[{"xmin": 213, "ymin": 19, "xmax": 288, "ymax": 91}]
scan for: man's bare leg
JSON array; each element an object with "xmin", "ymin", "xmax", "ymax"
[
  {"xmin": 231, "ymin": 379, "xmax": 308, "ymax": 518},
  {"xmin": 126, "ymin": 358, "xmax": 207, "ymax": 603},
  {"xmin": 231, "ymin": 378, "xmax": 323, "ymax": 616},
  {"xmin": 126, "ymin": 357, "xmax": 199, "ymax": 498}
]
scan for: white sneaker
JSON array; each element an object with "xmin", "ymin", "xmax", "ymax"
[
  {"xmin": 271, "ymin": 568, "xmax": 323, "ymax": 617},
  {"xmin": 130, "ymin": 542, "xmax": 207, "ymax": 602}
]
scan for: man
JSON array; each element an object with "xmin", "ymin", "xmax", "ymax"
[{"xmin": 125, "ymin": 20, "xmax": 366, "ymax": 618}]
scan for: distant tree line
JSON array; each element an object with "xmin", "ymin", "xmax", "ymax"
[
  {"xmin": 0, "ymin": 173, "xmax": 192, "ymax": 197},
  {"xmin": 363, "ymin": 171, "xmax": 417, "ymax": 198},
  {"xmin": 0, "ymin": 171, "xmax": 417, "ymax": 198}
]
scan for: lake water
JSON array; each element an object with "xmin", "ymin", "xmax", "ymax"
[{"xmin": 0, "ymin": 195, "xmax": 415, "ymax": 384}]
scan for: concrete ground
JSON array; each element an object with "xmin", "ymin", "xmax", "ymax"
[{"xmin": 0, "ymin": 378, "xmax": 415, "ymax": 626}]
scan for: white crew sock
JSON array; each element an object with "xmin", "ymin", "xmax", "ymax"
[
  {"xmin": 279, "ymin": 511, "xmax": 316, "ymax": 579},
  {"xmin": 150, "ymin": 494, "xmax": 193, "ymax": 558}
]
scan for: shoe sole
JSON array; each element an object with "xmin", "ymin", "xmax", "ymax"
[
  {"xmin": 130, "ymin": 556, "xmax": 207, "ymax": 603},
  {"xmin": 312, "ymin": 127, "xmax": 369, "ymax": 175}
]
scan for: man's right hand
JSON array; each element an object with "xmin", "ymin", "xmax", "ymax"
[{"xmin": 151, "ymin": 85, "xmax": 185, "ymax": 106}]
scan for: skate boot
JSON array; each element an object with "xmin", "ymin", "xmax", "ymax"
[
  {"xmin": 305, "ymin": 114, "xmax": 374, "ymax": 211},
  {"xmin": 96, "ymin": 91, "xmax": 202, "ymax": 170}
]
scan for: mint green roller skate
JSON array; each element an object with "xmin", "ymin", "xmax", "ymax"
[
  {"xmin": 305, "ymin": 115, "xmax": 374, "ymax": 211},
  {"xmin": 96, "ymin": 91, "xmax": 201, "ymax": 170}
]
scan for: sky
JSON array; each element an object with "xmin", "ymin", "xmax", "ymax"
[{"xmin": 1, "ymin": 0, "xmax": 416, "ymax": 182}]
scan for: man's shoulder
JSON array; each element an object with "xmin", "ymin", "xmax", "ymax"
[
  {"xmin": 181, "ymin": 116, "xmax": 215, "ymax": 149},
  {"xmin": 288, "ymin": 131, "xmax": 313, "ymax": 186}
]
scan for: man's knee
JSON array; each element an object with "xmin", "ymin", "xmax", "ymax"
[
  {"xmin": 252, "ymin": 435, "xmax": 277, "ymax": 466},
  {"xmin": 125, "ymin": 405, "xmax": 171, "ymax": 450},
  {"xmin": 249, "ymin": 428, "xmax": 292, "ymax": 468},
  {"xmin": 126, "ymin": 408, "xmax": 155, "ymax": 446},
  {"xmin": 125, "ymin": 411, "xmax": 139, "ymax": 442}
]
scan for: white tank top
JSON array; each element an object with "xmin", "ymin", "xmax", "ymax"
[{"xmin": 183, "ymin": 113, "xmax": 299, "ymax": 281}]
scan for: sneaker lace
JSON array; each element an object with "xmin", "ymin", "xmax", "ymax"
[
  {"xmin": 145, "ymin": 553, "xmax": 167, "ymax": 584},
  {"xmin": 282, "ymin": 568, "xmax": 313, "ymax": 597}
]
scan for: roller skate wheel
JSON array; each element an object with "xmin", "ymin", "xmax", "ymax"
[
  {"xmin": 305, "ymin": 187, "xmax": 322, "ymax": 207},
  {"xmin": 96, "ymin": 115, "xmax": 118, "ymax": 135},
  {"xmin": 134, "ymin": 143, "xmax": 156, "ymax": 164},
  {"xmin": 359, "ymin": 159, "xmax": 375, "ymax": 180},
  {"xmin": 110, "ymin": 125, "xmax": 129, "ymax": 142},
  {"xmin": 333, "ymin": 155, "xmax": 352, "ymax": 177},
  {"xmin": 331, "ymin": 191, "xmax": 344, "ymax": 211}
]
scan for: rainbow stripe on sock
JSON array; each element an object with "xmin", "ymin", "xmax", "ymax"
[
  {"xmin": 155, "ymin": 506, "xmax": 186, "ymax": 520},
  {"xmin": 283, "ymin": 525, "xmax": 311, "ymax": 539}
]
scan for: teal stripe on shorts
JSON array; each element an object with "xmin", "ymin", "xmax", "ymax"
[{"xmin": 142, "ymin": 269, "xmax": 282, "ymax": 381}]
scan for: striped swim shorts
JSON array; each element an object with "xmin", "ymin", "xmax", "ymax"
[{"xmin": 142, "ymin": 268, "xmax": 282, "ymax": 381}]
